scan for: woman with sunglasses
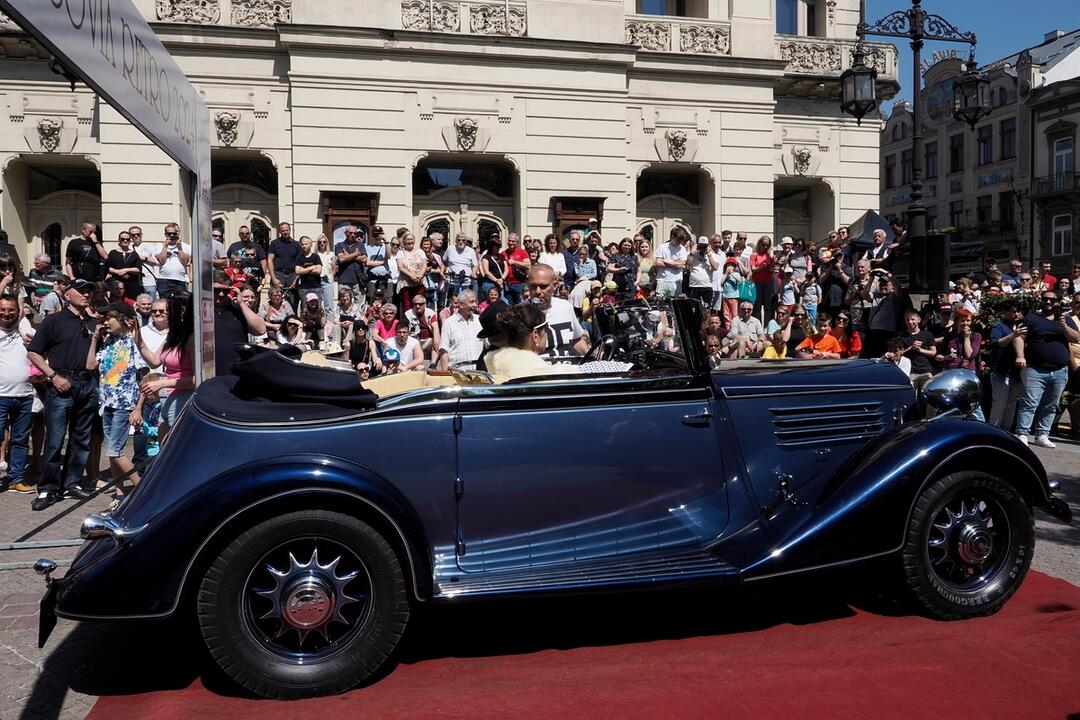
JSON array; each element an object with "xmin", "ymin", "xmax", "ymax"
[
  {"xmin": 315, "ymin": 235, "xmax": 336, "ymax": 315},
  {"xmin": 830, "ymin": 312, "xmax": 863, "ymax": 358},
  {"xmin": 133, "ymin": 292, "xmax": 195, "ymax": 435}
]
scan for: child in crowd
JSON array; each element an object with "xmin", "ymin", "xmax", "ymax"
[
  {"xmin": 131, "ymin": 372, "xmax": 164, "ymax": 466},
  {"xmin": 801, "ymin": 273, "xmax": 821, "ymax": 324},
  {"xmin": 762, "ymin": 329, "xmax": 787, "ymax": 359},
  {"xmin": 706, "ymin": 335, "xmax": 724, "ymax": 370},
  {"xmin": 778, "ymin": 269, "xmax": 798, "ymax": 310},
  {"xmin": 86, "ymin": 304, "xmax": 145, "ymax": 512}
]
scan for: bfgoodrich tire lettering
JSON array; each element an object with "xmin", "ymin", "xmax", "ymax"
[
  {"xmin": 902, "ymin": 471, "xmax": 1034, "ymax": 620},
  {"xmin": 197, "ymin": 509, "xmax": 409, "ymax": 698}
]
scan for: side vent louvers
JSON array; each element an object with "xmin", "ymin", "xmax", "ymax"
[{"xmin": 771, "ymin": 401, "xmax": 885, "ymax": 448}]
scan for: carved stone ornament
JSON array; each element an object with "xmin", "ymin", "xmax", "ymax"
[
  {"xmin": 401, "ymin": 0, "xmax": 460, "ymax": 32},
  {"xmin": 792, "ymin": 146, "xmax": 812, "ymax": 175},
  {"xmin": 778, "ymin": 41, "xmax": 842, "ymax": 73},
  {"xmin": 665, "ymin": 129, "xmax": 688, "ymax": 161},
  {"xmin": 826, "ymin": 0, "xmax": 837, "ymax": 29},
  {"xmin": 455, "ymin": 117, "xmax": 478, "ymax": 151},
  {"xmin": 215, "ymin": 111, "xmax": 240, "ymax": 147},
  {"xmin": 625, "ymin": 20, "xmax": 670, "ymax": 51},
  {"xmin": 679, "ymin": 25, "xmax": 731, "ymax": 55},
  {"xmin": 0, "ymin": 9, "xmax": 17, "ymax": 25},
  {"xmin": 231, "ymin": 0, "xmax": 291, "ymax": 27},
  {"xmin": 155, "ymin": 0, "xmax": 220, "ymax": 23},
  {"xmin": 470, "ymin": 4, "xmax": 526, "ymax": 36},
  {"xmin": 37, "ymin": 117, "xmax": 62, "ymax": 152},
  {"xmin": 865, "ymin": 46, "xmax": 889, "ymax": 75}
]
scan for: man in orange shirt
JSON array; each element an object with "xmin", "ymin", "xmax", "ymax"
[{"xmin": 796, "ymin": 312, "xmax": 843, "ymax": 359}]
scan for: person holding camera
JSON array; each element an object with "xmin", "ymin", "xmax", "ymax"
[
  {"xmin": 65, "ymin": 222, "xmax": 107, "ymax": 284},
  {"xmin": 154, "ymin": 223, "xmax": 191, "ymax": 299}
]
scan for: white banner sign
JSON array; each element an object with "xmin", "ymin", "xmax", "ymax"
[{"xmin": 0, "ymin": 0, "xmax": 206, "ymax": 171}]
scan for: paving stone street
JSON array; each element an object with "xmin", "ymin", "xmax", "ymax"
[{"xmin": 1, "ymin": 441, "xmax": 1077, "ymax": 720}]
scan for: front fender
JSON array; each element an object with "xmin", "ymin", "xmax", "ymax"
[
  {"xmin": 56, "ymin": 454, "xmax": 432, "ymax": 620},
  {"xmin": 742, "ymin": 419, "xmax": 1056, "ymax": 580}
]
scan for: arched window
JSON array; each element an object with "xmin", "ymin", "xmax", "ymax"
[
  {"xmin": 426, "ymin": 218, "xmax": 450, "ymax": 240},
  {"xmin": 477, "ymin": 219, "xmax": 503, "ymax": 248},
  {"xmin": 250, "ymin": 217, "xmax": 271, "ymax": 253},
  {"xmin": 43, "ymin": 223, "xmax": 62, "ymax": 268}
]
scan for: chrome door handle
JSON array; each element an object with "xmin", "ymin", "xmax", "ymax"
[{"xmin": 682, "ymin": 409, "xmax": 713, "ymax": 427}]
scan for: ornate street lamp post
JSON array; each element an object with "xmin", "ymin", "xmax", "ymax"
[{"xmin": 841, "ymin": 0, "xmax": 989, "ymax": 289}]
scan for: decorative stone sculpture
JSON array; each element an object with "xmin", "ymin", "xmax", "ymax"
[
  {"xmin": 215, "ymin": 111, "xmax": 240, "ymax": 147},
  {"xmin": 865, "ymin": 46, "xmax": 889, "ymax": 75},
  {"xmin": 455, "ymin": 117, "xmax": 478, "ymax": 151},
  {"xmin": 232, "ymin": 0, "xmax": 291, "ymax": 27},
  {"xmin": 38, "ymin": 117, "xmax": 63, "ymax": 152},
  {"xmin": 625, "ymin": 21, "xmax": 670, "ymax": 52},
  {"xmin": 666, "ymin": 129, "xmax": 688, "ymax": 162},
  {"xmin": 778, "ymin": 41, "xmax": 842, "ymax": 73},
  {"xmin": 792, "ymin": 146, "xmax": 812, "ymax": 175},
  {"xmin": 401, "ymin": 0, "xmax": 460, "ymax": 32},
  {"xmin": 470, "ymin": 4, "xmax": 526, "ymax": 36},
  {"xmin": 679, "ymin": 25, "xmax": 730, "ymax": 55},
  {"xmin": 155, "ymin": 0, "xmax": 220, "ymax": 23}
]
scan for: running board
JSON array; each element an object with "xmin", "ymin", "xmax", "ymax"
[{"xmin": 434, "ymin": 549, "xmax": 739, "ymax": 599}]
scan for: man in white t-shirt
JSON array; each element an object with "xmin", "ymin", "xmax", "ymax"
[
  {"xmin": 129, "ymin": 226, "xmax": 160, "ymax": 300},
  {"xmin": 389, "ymin": 323, "xmax": 425, "ymax": 372},
  {"xmin": 141, "ymin": 298, "xmax": 170, "ymax": 366},
  {"xmin": 444, "ymin": 233, "xmax": 479, "ymax": 295},
  {"xmin": 686, "ymin": 236, "xmax": 713, "ymax": 304},
  {"xmin": 526, "ymin": 264, "xmax": 588, "ymax": 358},
  {"xmin": 153, "ymin": 222, "xmax": 191, "ymax": 298},
  {"xmin": 0, "ymin": 296, "xmax": 35, "ymax": 493},
  {"xmin": 653, "ymin": 227, "xmax": 690, "ymax": 298}
]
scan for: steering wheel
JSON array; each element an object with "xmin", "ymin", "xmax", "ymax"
[{"xmin": 581, "ymin": 334, "xmax": 616, "ymax": 363}]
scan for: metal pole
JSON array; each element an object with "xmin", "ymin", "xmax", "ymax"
[{"xmin": 907, "ymin": 0, "xmax": 926, "ymax": 243}]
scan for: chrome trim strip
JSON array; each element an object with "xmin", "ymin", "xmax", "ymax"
[
  {"xmin": 723, "ymin": 385, "xmax": 911, "ymax": 399},
  {"xmin": 59, "ymin": 487, "xmax": 426, "ymax": 621},
  {"xmin": 743, "ymin": 547, "xmax": 899, "ymax": 582}
]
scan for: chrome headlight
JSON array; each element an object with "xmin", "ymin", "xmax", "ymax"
[{"xmin": 922, "ymin": 369, "xmax": 982, "ymax": 415}]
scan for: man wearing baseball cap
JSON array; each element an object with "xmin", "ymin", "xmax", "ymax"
[
  {"xmin": 686, "ymin": 235, "xmax": 713, "ymax": 304},
  {"xmin": 364, "ymin": 225, "xmax": 391, "ymax": 302},
  {"xmin": 27, "ymin": 278, "xmax": 100, "ymax": 510}
]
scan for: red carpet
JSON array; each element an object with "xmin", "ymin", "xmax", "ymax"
[{"xmin": 88, "ymin": 571, "xmax": 1080, "ymax": 720}]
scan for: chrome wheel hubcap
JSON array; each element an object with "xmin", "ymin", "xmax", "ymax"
[
  {"xmin": 244, "ymin": 541, "xmax": 370, "ymax": 661},
  {"xmin": 927, "ymin": 493, "xmax": 1010, "ymax": 592}
]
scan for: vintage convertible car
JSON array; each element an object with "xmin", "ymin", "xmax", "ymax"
[{"xmin": 37, "ymin": 299, "xmax": 1071, "ymax": 699}]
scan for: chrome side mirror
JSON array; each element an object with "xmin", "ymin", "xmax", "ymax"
[{"xmin": 923, "ymin": 369, "xmax": 982, "ymax": 416}]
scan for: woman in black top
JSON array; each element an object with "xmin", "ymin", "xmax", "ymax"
[
  {"xmin": 107, "ymin": 230, "xmax": 143, "ymax": 300},
  {"xmin": 480, "ymin": 238, "xmax": 507, "ymax": 302},
  {"xmin": 345, "ymin": 320, "xmax": 382, "ymax": 379},
  {"xmin": 294, "ymin": 236, "xmax": 323, "ymax": 295},
  {"xmin": 609, "ymin": 237, "xmax": 639, "ymax": 295}
]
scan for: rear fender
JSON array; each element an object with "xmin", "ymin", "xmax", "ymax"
[
  {"xmin": 741, "ymin": 419, "xmax": 1052, "ymax": 580},
  {"xmin": 57, "ymin": 455, "xmax": 431, "ymax": 620}
]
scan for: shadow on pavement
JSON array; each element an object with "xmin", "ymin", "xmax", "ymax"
[{"xmin": 21, "ymin": 570, "xmax": 908, "ymax": 712}]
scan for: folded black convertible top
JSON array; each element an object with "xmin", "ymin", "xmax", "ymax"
[{"xmin": 194, "ymin": 348, "xmax": 379, "ymax": 423}]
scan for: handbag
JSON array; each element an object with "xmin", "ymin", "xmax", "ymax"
[{"xmin": 738, "ymin": 279, "xmax": 757, "ymax": 303}]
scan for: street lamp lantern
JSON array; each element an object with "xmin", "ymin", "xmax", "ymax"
[
  {"xmin": 953, "ymin": 56, "xmax": 991, "ymax": 129},
  {"xmin": 840, "ymin": 45, "xmax": 878, "ymax": 125}
]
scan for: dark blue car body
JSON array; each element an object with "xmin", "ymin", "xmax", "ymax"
[{"xmin": 43, "ymin": 299, "xmax": 1070, "ymax": 697}]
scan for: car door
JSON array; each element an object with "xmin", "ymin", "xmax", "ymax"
[{"xmin": 453, "ymin": 375, "xmax": 729, "ymax": 574}]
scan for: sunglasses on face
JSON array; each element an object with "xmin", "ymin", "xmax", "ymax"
[
  {"xmin": 151, "ymin": 309, "xmax": 167, "ymax": 315},
  {"xmin": 130, "ymin": 232, "xmax": 142, "ymax": 236}
]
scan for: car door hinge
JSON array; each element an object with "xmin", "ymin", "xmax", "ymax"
[
  {"xmin": 453, "ymin": 415, "xmax": 462, "ymax": 434},
  {"xmin": 455, "ymin": 534, "xmax": 466, "ymax": 557},
  {"xmin": 455, "ymin": 476, "xmax": 464, "ymax": 500}
]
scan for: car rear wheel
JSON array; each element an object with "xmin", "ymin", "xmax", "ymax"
[
  {"xmin": 902, "ymin": 471, "xmax": 1034, "ymax": 620},
  {"xmin": 197, "ymin": 509, "xmax": 409, "ymax": 698}
]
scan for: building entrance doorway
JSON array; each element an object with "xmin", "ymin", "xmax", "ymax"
[
  {"xmin": 212, "ymin": 184, "xmax": 277, "ymax": 251},
  {"xmin": 636, "ymin": 168, "xmax": 711, "ymax": 244},
  {"xmin": 413, "ymin": 159, "xmax": 516, "ymax": 246},
  {"xmin": 28, "ymin": 190, "xmax": 102, "ymax": 267}
]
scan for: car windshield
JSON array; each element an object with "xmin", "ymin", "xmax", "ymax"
[{"xmin": 594, "ymin": 299, "xmax": 696, "ymax": 370}]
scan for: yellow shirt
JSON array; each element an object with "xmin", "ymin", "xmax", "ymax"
[{"xmin": 762, "ymin": 344, "xmax": 787, "ymax": 359}]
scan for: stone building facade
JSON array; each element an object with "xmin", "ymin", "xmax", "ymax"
[
  {"xmin": 880, "ymin": 28, "xmax": 1079, "ymax": 273},
  {"xmin": 0, "ymin": 0, "xmax": 896, "ymax": 266}
]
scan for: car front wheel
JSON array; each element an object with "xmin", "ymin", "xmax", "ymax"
[
  {"xmin": 902, "ymin": 471, "xmax": 1034, "ymax": 620},
  {"xmin": 197, "ymin": 509, "xmax": 409, "ymax": 698}
]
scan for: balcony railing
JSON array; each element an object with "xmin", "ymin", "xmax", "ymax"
[
  {"xmin": 624, "ymin": 14, "xmax": 732, "ymax": 56},
  {"xmin": 1034, "ymin": 171, "xmax": 1080, "ymax": 196},
  {"xmin": 776, "ymin": 36, "xmax": 898, "ymax": 81},
  {"xmin": 401, "ymin": 0, "xmax": 527, "ymax": 36}
]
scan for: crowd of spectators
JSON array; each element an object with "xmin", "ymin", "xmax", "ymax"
[{"xmin": 1, "ymin": 217, "xmax": 1079, "ymax": 512}]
